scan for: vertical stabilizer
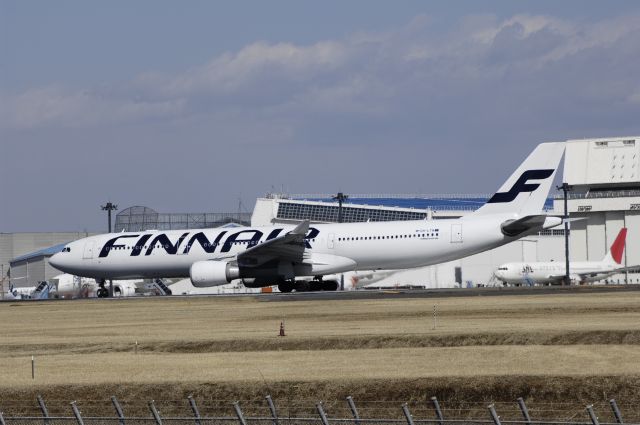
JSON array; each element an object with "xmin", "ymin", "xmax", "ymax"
[
  {"xmin": 473, "ymin": 142, "xmax": 565, "ymax": 216},
  {"xmin": 603, "ymin": 228, "xmax": 627, "ymax": 265}
]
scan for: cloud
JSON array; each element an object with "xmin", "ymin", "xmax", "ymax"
[
  {"xmin": 5, "ymin": 11, "xmax": 640, "ymax": 231},
  {"xmin": 3, "ymin": 12, "xmax": 640, "ymax": 144},
  {"xmin": 1, "ymin": 86, "xmax": 186, "ymax": 129}
]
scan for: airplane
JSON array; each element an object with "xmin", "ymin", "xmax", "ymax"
[
  {"xmin": 50, "ymin": 142, "xmax": 565, "ymax": 295},
  {"xmin": 493, "ymin": 227, "xmax": 635, "ymax": 285},
  {"xmin": 4, "ymin": 281, "xmax": 33, "ymax": 300}
]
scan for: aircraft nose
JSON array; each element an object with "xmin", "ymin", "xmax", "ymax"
[
  {"xmin": 49, "ymin": 252, "xmax": 61, "ymax": 268},
  {"xmin": 49, "ymin": 252, "xmax": 66, "ymax": 270}
]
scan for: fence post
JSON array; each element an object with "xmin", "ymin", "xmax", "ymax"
[
  {"xmin": 149, "ymin": 400, "xmax": 163, "ymax": 425},
  {"xmin": 517, "ymin": 397, "xmax": 532, "ymax": 425},
  {"xmin": 316, "ymin": 402, "xmax": 329, "ymax": 425},
  {"xmin": 488, "ymin": 404, "xmax": 501, "ymax": 425},
  {"xmin": 37, "ymin": 395, "xmax": 50, "ymax": 425},
  {"xmin": 586, "ymin": 405, "xmax": 600, "ymax": 425},
  {"xmin": 402, "ymin": 403, "xmax": 415, "ymax": 425},
  {"xmin": 71, "ymin": 401, "xmax": 85, "ymax": 425},
  {"xmin": 0, "ymin": 410, "xmax": 6, "ymax": 425},
  {"xmin": 430, "ymin": 397, "xmax": 444, "ymax": 425},
  {"xmin": 111, "ymin": 396, "xmax": 125, "ymax": 425},
  {"xmin": 265, "ymin": 395, "xmax": 279, "ymax": 425},
  {"xmin": 188, "ymin": 396, "xmax": 202, "ymax": 425},
  {"xmin": 609, "ymin": 399, "xmax": 624, "ymax": 424},
  {"xmin": 233, "ymin": 401, "xmax": 248, "ymax": 425},
  {"xmin": 346, "ymin": 396, "xmax": 360, "ymax": 425}
]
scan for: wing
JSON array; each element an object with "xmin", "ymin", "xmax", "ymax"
[
  {"xmin": 548, "ymin": 265, "xmax": 640, "ymax": 283},
  {"xmin": 237, "ymin": 220, "xmax": 310, "ymax": 267},
  {"xmin": 612, "ymin": 265, "xmax": 640, "ymax": 273}
]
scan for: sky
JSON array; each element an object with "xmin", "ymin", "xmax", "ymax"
[{"xmin": 2, "ymin": 1, "xmax": 640, "ymax": 232}]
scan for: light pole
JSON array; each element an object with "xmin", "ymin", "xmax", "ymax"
[
  {"xmin": 101, "ymin": 202, "xmax": 118, "ymax": 233},
  {"xmin": 101, "ymin": 202, "xmax": 118, "ymax": 297},
  {"xmin": 333, "ymin": 192, "xmax": 348, "ymax": 223},
  {"xmin": 556, "ymin": 183, "xmax": 573, "ymax": 286},
  {"xmin": 333, "ymin": 192, "xmax": 349, "ymax": 290}
]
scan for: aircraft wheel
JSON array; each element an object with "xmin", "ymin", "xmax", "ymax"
[
  {"xmin": 278, "ymin": 282, "xmax": 294, "ymax": 293},
  {"xmin": 309, "ymin": 281, "xmax": 324, "ymax": 291},
  {"xmin": 97, "ymin": 287, "xmax": 109, "ymax": 298},
  {"xmin": 322, "ymin": 280, "xmax": 339, "ymax": 291},
  {"xmin": 294, "ymin": 280, "xmax": 311, "ymax": 292}
]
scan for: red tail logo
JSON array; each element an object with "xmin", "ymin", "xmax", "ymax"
[{"xmin": 610, "ymin": 228, "xmax": 627, "ymax": 264}]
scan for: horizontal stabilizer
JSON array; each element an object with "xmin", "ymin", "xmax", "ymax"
[{"xmin": 501, "ymin": 215, "xmax": 562, "ymax": 237}]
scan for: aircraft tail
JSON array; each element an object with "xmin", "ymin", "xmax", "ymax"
[
  {"xmin": 603, "ymin": 228, "xmax": 627, "ymax": 265},
  {"xmin": 473, "ymin": 142, "xmax": 565, "ymax": 216}
]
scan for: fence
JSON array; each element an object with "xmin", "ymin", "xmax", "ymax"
[{"xmin": 0, "ymin": 395, "xmax": 634, "ymax": 425}]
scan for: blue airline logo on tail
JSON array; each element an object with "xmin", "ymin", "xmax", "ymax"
[{"xmin": 487, "ymin": 169, "xmax": 554, "ymax": 203}]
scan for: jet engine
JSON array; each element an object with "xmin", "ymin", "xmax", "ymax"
[
  {"xmin": 569, "ymin": 274, "xmax": 583, "ymax": 285},
  {"xmin": 190, "ymin": 261, "xmax": 240, "ymax": 287}
]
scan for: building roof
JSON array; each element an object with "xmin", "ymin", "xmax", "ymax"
[
  {"xmin": 11, "ymin": 243, "xmax": 67, "ymax": 264},
  {"xmin": 286, "ymin": 194, "xmax": 554, "ymax": 211}
]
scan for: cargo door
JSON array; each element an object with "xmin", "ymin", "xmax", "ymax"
[{"xmin": 450, "ymin": 224, "xmax": 463, "ymax": 243}]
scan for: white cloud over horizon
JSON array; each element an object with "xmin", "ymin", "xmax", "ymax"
[{"xmin": 4, "ymin": 13, "xmax": 640, "ymax": 134}]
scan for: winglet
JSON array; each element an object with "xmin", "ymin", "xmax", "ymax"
[{"xmin": 609, "ymin": 228, "xmax": 627, "ymax": 265}]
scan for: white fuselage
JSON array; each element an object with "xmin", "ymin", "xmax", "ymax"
[{"xmin": 51, "ymin": 214, "xmax": 519, "ymax": 280}]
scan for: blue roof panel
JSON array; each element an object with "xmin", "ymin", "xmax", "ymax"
[
  {"xmin": 295, "ymin": 197, "xmax": 554, "ymax": 211},
  {"xmin": 11, "ymin": 243, "xmax": 67, "ymax": 263}
]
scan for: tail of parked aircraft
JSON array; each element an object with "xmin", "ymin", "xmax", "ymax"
[
  {"xmin": 473, "ymin": 142, "xmax": 565, "ymax": 217},
  {"xmin": 602, "ymin": 228, "xmax": 627, "ymax": 265}
]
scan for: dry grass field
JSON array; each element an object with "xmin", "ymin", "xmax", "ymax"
[{"xmin": 1, "ymin": 289, "xmax": 640, "ymax": 419}]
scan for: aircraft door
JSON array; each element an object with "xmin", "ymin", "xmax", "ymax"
[
  {"xmin": 83, "ymin": 241, "xmax": 96, "ymax": 259},
  {"xmin": 450, "ymin": 224, "xmax": 463, "ymax": 243},
  {"xmin": 328, "ymin": 233, "xmax": 335, "ymax": 249}
]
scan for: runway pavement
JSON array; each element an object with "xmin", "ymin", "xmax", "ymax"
[{"xmin": 259, "ymin": 284, "xmax": 640, "ymax": 301}]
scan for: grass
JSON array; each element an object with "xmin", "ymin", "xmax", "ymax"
[{"xmin": 2, "ymin": 289, "xmax": 640, "ymax": 418}]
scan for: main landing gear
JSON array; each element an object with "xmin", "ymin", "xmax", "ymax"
[
  {"xmin": 97, "ymin": 279, "xmax": 109, "ymax": 298},
  {"xmin": 277, "ymin": 279, "xmax": 339, "ymax": 293}
]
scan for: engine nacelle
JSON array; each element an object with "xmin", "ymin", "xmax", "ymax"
[
  {"xmin": 569, "ymin": 274, "xmax": 582, "ymax": 285},
  {"xmin": 190, "ymin": 261, "xmax": 240, "ymax": 287}
]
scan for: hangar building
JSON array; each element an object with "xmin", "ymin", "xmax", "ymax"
[
  {"xmin": 1, "ymin": 232, "xmax": 95, "ymax": 292},
  {"xmin": 558, "ymin": 137, "xmax": 640, "ymax": 282}
]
